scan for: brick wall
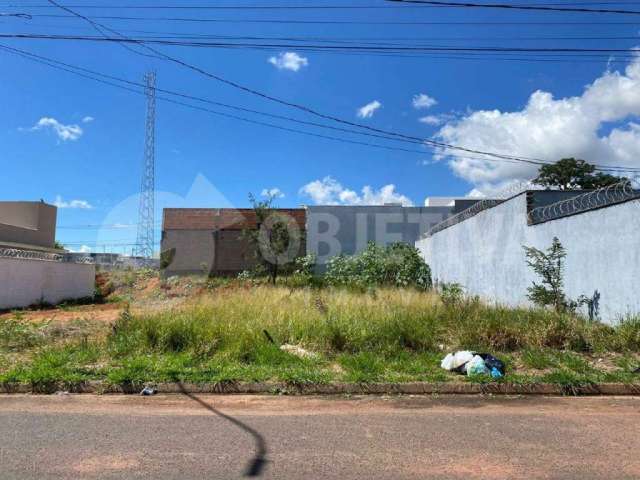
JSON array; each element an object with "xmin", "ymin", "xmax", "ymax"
[
  {"xmin": 213, "ymin": 230, "xmax": 258, "ymax": 274},
  {"xmin": 161, "ymin": 208, "xmax": 307, "ymax": 276},
  {"xmin": 163, "ymin": 208, "xmax": 306, "ymax": 231}
]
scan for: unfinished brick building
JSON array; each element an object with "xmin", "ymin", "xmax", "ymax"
[{"xmin": 161, "ymin": 208, "xmax": 306, "ymax": 276}]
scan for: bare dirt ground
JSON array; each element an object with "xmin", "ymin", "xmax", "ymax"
[
  {"xmin": 0, "ymin": 303, "xmax": 124, "ymax": 324},
  {"xmin": 0, "ymin": 395, "xmax": 639, "ymax": 479},
  {"xmin": 0, "ymin": 272, "xmax": 201, "ymax": 325}
]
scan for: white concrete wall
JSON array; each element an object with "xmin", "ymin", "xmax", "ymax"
[
  {"xmin": 416, "ymin": 194, "xmax": 640, "ymax": 323},
  {"xmin": 0, "ymin": 257, "xmax": 95, "ymax": 309}
]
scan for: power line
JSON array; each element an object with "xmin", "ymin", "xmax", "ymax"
[
  {"xmin": 20, "ymin": 13, "xmax": 640, "ymax": 25},
  {"xmin": 14, "ymin": 3, "xmax": 640, "ymax": 174},
  {"xmin": 6, "ymin": 2, "xmax": 640, "ymax": 9},
  {"xmin": 0, "ymin": 44, "xmax": 440, "ymax": 157},
  {"xmin": 0, "ymin": 39, "xmax": 562, "ymax": 167},
  {"xmin": 0, "ymin": 3, "xmax": 419, "ymax": 9},
  {"xmin": 56, "ymin": 222, "xmax": 161, "ymax": 229},
  {"xmin": 3, "ymin": 43, "xmax": 638, "ymax": 175},
  {"xmin": 44, "ymin": 0, "xmax": 571, "ymax": 167},
  {"xmin": 18, "ymin": 0, "xmax": 640, "ymax": 171},
  {"xmin": 16, "ymin": 22, "xmax": 640, "ymax": 42},
  {"xmin": 8, "ymin": 26, "xmax": 640, "ymax": 62},
  {"xmin": 0, "ymin": 11, "xmax": 30, "ymax": 18},
  {"xmin": 0, "ymin": 44, "xmax": 428, "ymax": 147},
  {"xmin": 4, "ymin": 33, "xmax": 640, "ymax": 56},
  {"xmin": 3, "ymin": 5, "xmax": 634, "ymax": 190},
  {"xmin": 14, "ymin": 25, "xmax": 640, "ymax": 42},
  {"xmin": 59, "ymin": 239, "xmax": 139, "ymax": 243},
  {"xmin": 388, "ymin": 0, "xmax": 640, "ymax": 14},
  {"xmin": 3, "ymin": 33, "xmax": 639, "ymax": 66}
]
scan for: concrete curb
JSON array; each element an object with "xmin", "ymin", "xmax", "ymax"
[{"xmin": 1, "ymin": 381, "xmax": 639, "ymax": 395}]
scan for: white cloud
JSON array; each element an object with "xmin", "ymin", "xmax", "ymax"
[
  {"xmin": 434, "ymin": 53, "xmax": 640, "ymax": 193},
  {"xmin": 268, "ymin": 52, "xmax": 309, "ymax": 71},
  {"xmin": 53, "ymin": 195, "xmax": 93, "ymax": 209},
  {"xmin": 299, "ymin": 176, "xmax": 413, "ymax": 206},
  {"xmin": 261, "ymin": 187, "xmax": 285, "ymax": 198},
  {"xmin": 412, "ymin": 93, "xmax": 438, "ymax": 110},
  {"xmin": 357, "ymin": 100, "xmax": 382, "ymax": 119},
  {"xmin": 29, "ymin": 117, "xmax": 83, "ymax": 141},
  {"xmin": 419, "ymin": 113, "xmax": 458, "ymax": 127},
  {"xmin": 82, "ymin": 116, "xmax": 94, "ymax": 123},
  {"xmin": 419, "ymin": 115, "xmax": 444, "ymax": 126}
]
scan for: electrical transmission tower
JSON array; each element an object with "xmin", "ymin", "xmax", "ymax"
[{"xmin": 134, "ymin": 71, "xmax": 156, "ymax": 259}]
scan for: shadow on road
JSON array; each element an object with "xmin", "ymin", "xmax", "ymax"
[{"xmin": 176, "ymin": 382, "xmax": 268, "ymax": 477}]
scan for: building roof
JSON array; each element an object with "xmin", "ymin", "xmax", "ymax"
[{"xmin": 163, "ymin": 208, "xmax": 307, "ymax": 231}]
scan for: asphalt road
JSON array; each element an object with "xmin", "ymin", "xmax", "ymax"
[{"xmin": 0, "ymin": 394, "xmax": 639, "ymax": 479}]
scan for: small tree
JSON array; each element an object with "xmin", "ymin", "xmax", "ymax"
[
  {"xmin": 533, "ymin": 158, "xmax": 623, "ymax": 190},
  {"xmin": 243, "ymin": 193, "xmax": 302, "ymax": 285},
  {"xmin": 523, "ymin": 237, "xmax": 571, "ymax": 313}
]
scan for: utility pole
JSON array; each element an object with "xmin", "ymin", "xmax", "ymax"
[{"xmin": 134, "ymin": 71, "xmax": 156, "ymax": 259}]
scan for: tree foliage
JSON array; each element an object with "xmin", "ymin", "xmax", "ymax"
[
  {"xmin": 533, "ymin": 158, "xmax": 623, "ymax": 190},
  {"xmin": 243, "ymin": 193, "xmax": 303, "ymax": 284}
]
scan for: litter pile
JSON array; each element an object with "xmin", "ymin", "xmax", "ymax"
[{"xmin": 441, "ymin": 351, "xmax": 505, "ymax": 378}]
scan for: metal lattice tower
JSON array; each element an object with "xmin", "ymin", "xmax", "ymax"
[{"xmin": 134, "ymin": 71, "xmax": 156, "ymax": 259}]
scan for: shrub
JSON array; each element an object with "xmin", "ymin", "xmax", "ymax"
[
  {"xmin": 611, "ymin": 316, "xmax": 640, "ymax": 351},
  {"xmin": 294, "ymin": 254, "xmax": 317, "ymax": 276},
  {"xmin": 0, "ymin": 317, "xmax": 44, "ymax": 352},
  {"xmin": 324, "ymin": 242, "xmax": 432, "ymax": 290},
  {"xmin": 440, "ymin": 282, "xmax": 464, "ymax": 308}
]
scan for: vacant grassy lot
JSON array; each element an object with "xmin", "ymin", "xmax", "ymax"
[{"xmin": 1, "ymin": 272, "xmax": 639, "ymax": 390}]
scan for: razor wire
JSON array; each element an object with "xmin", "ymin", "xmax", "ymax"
[
  {"xmin": 0, "ymin": 247, "xmax": 94, "ymax": 264},
  {"xmin": 528, "ymin": 180, "xmax": 640, "ymax": 224},
  {"xmin": 424, "ymin": 179, "xmax": 541, "ymax": 237}
]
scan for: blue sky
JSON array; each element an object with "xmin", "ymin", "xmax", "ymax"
[{"xmin": 1, "ymin": 1, "xmax": 639, "ymax": 253}]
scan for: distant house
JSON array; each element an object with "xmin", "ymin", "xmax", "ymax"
[
  {"xmin": 0, "ymin": 201, "xmax": 60, "ymax": 252},
  {"xmin": 161, "ymin": 208, "xmax": 306, "ymax": 276},
  {"xmin": 0, "ymin": 201, "xmax": 95, "ymax": 309}
]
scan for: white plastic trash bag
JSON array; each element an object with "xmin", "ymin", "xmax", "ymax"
[{"xmin": 440, "ymin": 350, "xmax": 475, "ymax": 371}]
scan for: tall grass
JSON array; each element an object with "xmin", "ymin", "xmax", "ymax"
[
  {"xmin": 107, "ymin": 287, "xmax": 640, "ymax": 359},
  {"xmin": 2, "ymin": 286, "xmax": 639, "ymax": 386}
]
